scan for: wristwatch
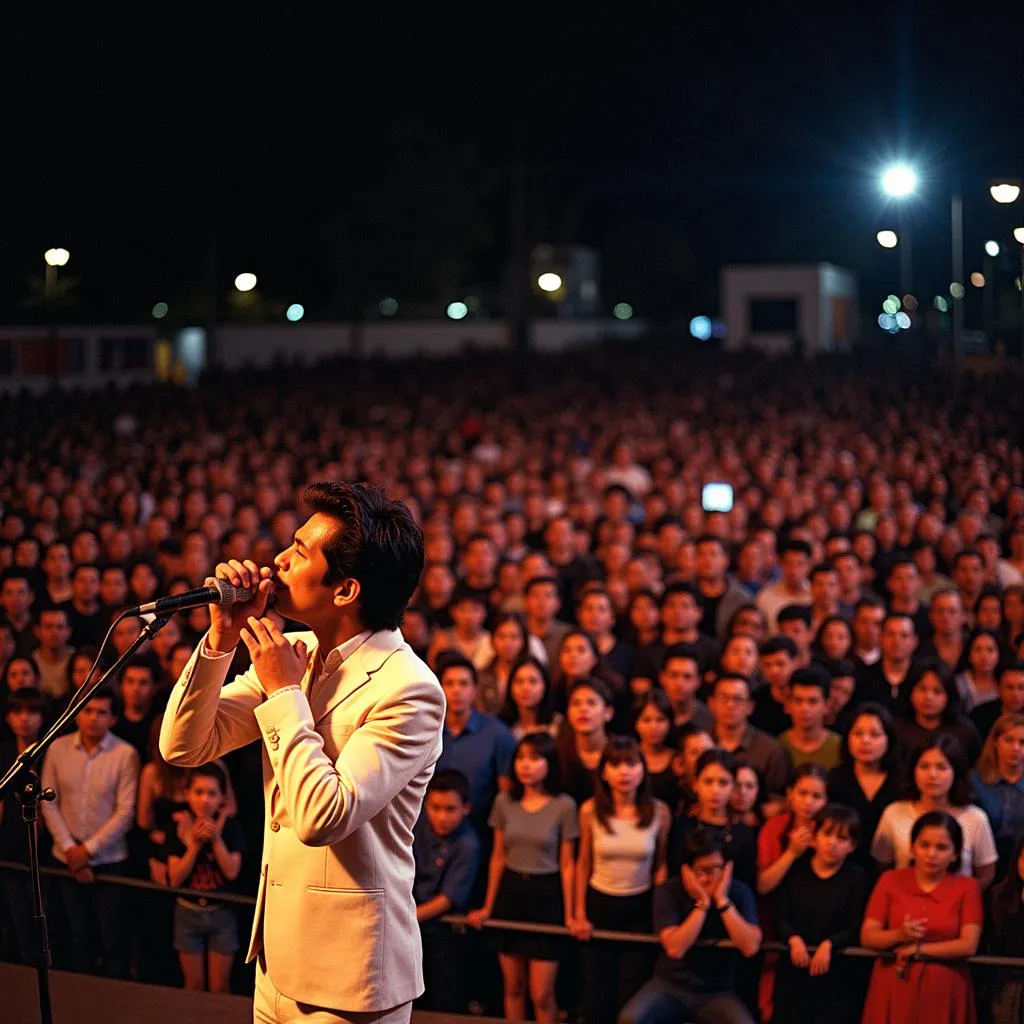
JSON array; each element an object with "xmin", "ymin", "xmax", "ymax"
[{"xmin": 716, "ymin": 900, "xmax": 733, "ymax": 914}]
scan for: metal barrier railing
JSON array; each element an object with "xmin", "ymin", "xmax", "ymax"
[{"xmin": 3, "ymin": 859, "xmax": 1022, "ymax": 971}]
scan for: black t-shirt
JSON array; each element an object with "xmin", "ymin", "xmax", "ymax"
[
  {"xmin": 750, "ymin": 687, "xmax": 791, "ymax": 737},
  {"xmin": 163, "ymin": 816, "xmax": 246, "ymax": 896},
  {"xmin": 696, "ymin": 593, "xmax": 722, "ymax": 639},
  {"xmin": 112, "ymin": 701, "xmax": 167, "ymax": 767},
  {"xmin": 64, "ymin": 603, "xmax": 109, "ymax": 649},
  {"xmin": 653, "ymin": 877, "xmax": 758, "ymax": 994}
]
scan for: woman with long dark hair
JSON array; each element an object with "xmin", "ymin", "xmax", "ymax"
[
  {"xmin": 572, "ymin": 737, "xmax": 670, "ymax": 1024},
  {"xmin": 872, "ymin": 734, "xmax": 998, "ymax": 889},
  {"xmin": 985, "ymin": 832, "xmax": 1024, "ymax": 1022}
]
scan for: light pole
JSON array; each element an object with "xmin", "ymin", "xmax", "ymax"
[
  {"xmin": 43, "ymin": 248, "xmax": 70, "ymax": 375},
  {"xmin": 881, "ymin": 165, "xmax": 917, "ymax": 299},
  {"xmin": 992, "ymin": 181, "xmax": 1024, "ymax": 357}
]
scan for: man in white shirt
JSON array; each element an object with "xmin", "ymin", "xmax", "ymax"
[
  {"xmin": 41, "ymin": 687, "xmax": 139, "ymax": 978},
  {"xmin": 756, "ymin": 539, "xmax": 813, "ymax": 634}
]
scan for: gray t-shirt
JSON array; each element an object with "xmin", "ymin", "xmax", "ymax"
[{"xmin": 488, "ymin": 792, "xmax": 579, "ymax": 874}]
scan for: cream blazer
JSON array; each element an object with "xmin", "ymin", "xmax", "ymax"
[{"xmin": 159, "ymin": 628, "xmax": 445, "ymax": 1013}]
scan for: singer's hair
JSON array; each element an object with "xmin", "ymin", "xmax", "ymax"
[{"xmin": 302, "ymin": 482, "xmax": 423, "ymax": 632}]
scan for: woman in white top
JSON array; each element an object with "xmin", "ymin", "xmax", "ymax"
[
  {"xmin": 572, "ymin": 737, "xmax": 670, "ymax": 1024},
  {"xmin": 871, "ymin": 733, "xmax": 998, "ymax": 888}
]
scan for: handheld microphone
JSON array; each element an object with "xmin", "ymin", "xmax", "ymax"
[{"xmin": 127, "ymin": 577, "xmax": 258, "ymax": 617}]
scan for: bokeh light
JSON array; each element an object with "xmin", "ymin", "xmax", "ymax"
[
  {"xmin": 689, "ymin": 316, "xmax": 712, "ymax": 341},
  {"xmin": 950, "ymin": 282, "xmax": 965, "ymax": 299},
  {"xmin": 1014, "ymin": 228, "xmax": 1024, "ymax": 245},
  {"xmin": 934, "ymin": 296, "xmax": 949, "ymax": 312},
  {"xmin": 882, "ymin": 296, "xmax": 900, "ymax": 315},
  {"xmin": 446, "ymin": 301, "xmax": 468, "ymax": 320},
  {"xmin": 991, "ymin": 183, "xmax": 1022, "ymax": 204},
  {"xmin": 902, "ymin": 294, "xmax": 918, "ymax": 312},
  {"xmin": 895, "ymin": 312, "xmax": 911, "ymax": 329},
  {"xmin": 876, "ymin": 230, "xmax": 898, "ymax": 249},
  {"xmin": 152, "ymin": 302, "xmax": 169, "ymax": 319},
  {"xmin": 970, "ymin": 273, "xmax": 985, "ymax": 288},
  {"xmin": 537, "ymin": 272, "xmax": 562, "ymax": 293},
  {"xmin": 234, "ymin": 273, "xmax": 257, "ymax": 292},
  {"xmin": 379, "ymin": 297, "xmax": 398, "ymax": 317},
  {"xmin": 985, "ymin": 240, "xmax": 1000, "ymax": 257},
  {"xmin": 612, "ymin": 302, "xmax": 634, "ymax": 320},
  {"xmin": 286, "ymin": 303, "xmax": 305, "ymax": 322}
]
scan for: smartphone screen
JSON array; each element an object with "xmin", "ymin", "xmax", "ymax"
[{"xmin": 702, "ymin": 482, "xmax": 734, "ymax": 513}]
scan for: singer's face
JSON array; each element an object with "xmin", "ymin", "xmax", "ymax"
[{"xmin": 272, "ymin": 514, "xmax": 338, "ymax": 622}]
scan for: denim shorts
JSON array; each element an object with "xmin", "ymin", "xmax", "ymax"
[{"xmin": 172, "ymin": 899, "xmax": 240, "ymax": 955}]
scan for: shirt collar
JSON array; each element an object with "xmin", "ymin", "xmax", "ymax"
[
  {"xmin": 73, "ymin": 731, "xmax": 114, "ymax": 753},
  {"xmin": 320, "ymin": 629, "xmax": 373, "ymax": 676}
]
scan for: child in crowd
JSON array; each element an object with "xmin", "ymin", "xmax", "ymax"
[
  {"xmin": 755, "ymin": 763, "xmax": 829, "ymax": 1021},
  {"xmin": 668, "ymin": 749, "xmax": 757, "ymax": 886},
  {"xmin": 779, "ymin": 667, "xmax": 841, "ymax": 771},
  {"xmin": 500, "ymin": 656, "xmax": 563, "ymax": 741},
  {"xmin": 861, "ymin": 811, "xmax": 982, "ymax": 1024},
  {"xmin": 773, "ymin": 804, "xmax": 867, "ymax": 1024},
  {"xmin": 872, "ymin": 735, "xmax": 998, "ymax": 889},
  {"xmin": 468, "ymin": 732, "xmax": 578, "ymax": 1024},
  {"xmin": 573, "ymin": 737, "xmax": 670, "ymax": 1024},
  {"xmin": 631, "ymin": 689, "xmax": 677, "ymax": 807},
  {"xmin": 414, "ymin": 769, "xmax": 481, "ymax": 1013},
  {"xmin": 165, "ymin": 762, "xmax": 245, "ymax": 993}
]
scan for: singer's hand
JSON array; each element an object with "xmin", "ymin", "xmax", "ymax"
[
  {"xmin": 209, "ymin": 560, "xmax": 274, "ymax": 652},
  {"xmin": 240, "ymin": 616, "xmax": 309, "ymax": 695}
]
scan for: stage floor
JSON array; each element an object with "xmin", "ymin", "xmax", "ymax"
[{"xmin": 1, "ymin": 963, "xmax": 503, "ymax": 1024}]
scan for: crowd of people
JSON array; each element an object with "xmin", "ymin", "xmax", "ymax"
[{"xmin": 2, "ymin": 348, "xmax": 1024, "ymax": 1023}]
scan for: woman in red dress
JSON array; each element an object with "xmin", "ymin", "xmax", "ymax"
[{"xmin": 860, "ymin": 810, "xmax": 983, "ymax": 1023}]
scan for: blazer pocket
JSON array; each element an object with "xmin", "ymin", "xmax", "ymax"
[{"xmin": 304, "ymin": 887, "xmax": 385, "ymax": 990}]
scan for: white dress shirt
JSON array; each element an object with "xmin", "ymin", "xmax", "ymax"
[{"xmin": 41, "ymin": 730, "xmax": 139, "ymax": 866}]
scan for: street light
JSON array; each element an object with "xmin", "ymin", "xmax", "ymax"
[
  {"xmin": 880, "ymin": 166, "xmax": 917, "ymax": 297},
  {"xmin": 44, "ymin": 248, "xmax": 70, "ymax": 267},
  {"xmin": 881, "ymin": 165, "xmax": 918, "ymax": 198},
  {"xmin": 991, "ymin": 183, "xmax": 1022, "ymax": 204}
]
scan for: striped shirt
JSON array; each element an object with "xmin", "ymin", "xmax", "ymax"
[{"xmin": 41, "ymin": 730, "xmax": 139, "ymax": 866}]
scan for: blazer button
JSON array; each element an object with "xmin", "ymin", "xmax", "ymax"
[{"xmin": 270, "ymin": 821, "xmax": 281, "ymax": 832}]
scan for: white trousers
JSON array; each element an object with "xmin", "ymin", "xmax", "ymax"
[{"xmin": 254, "ymin": 953, "xmax": 412, "ymax": 1024}]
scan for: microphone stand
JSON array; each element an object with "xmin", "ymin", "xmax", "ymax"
[{"xmin": 0, "ymin": 612, "xmax": 171, "ymax": 1024}]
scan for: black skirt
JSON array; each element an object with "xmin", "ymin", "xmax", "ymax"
[{"xmin": 490, "ymin": 870, "xmax": 566, "ymax": 961}]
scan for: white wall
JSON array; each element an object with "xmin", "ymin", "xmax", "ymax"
[{"xmin": 721, "ymin": 263, "xmax": 858, "ymax": 357}]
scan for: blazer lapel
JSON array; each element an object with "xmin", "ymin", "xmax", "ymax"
[{"xmin": 312, "ymin": 629, "xmax": 406, "ymax": 725}]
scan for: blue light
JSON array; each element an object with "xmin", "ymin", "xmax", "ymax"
[
  {"xmin": 285, "ymin": 303, "xmax": 305, "ymax": 322},
  {"xmin": 711, "ymin": 318, "xmax": 727, "ymax": 339},
  {"xmin": 447, "ymin": 301, "xmax": 468, "ymax": 320},
  {"xmin": 689, "ymin": 316, "xmax": 712, "ymax": 341},
  {"xmin": 895, "ymin": 312, "xmax": 911, "ymax": 330}
]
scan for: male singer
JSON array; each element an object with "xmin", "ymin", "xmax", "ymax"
[{"xmin": 160, "ymin": 482, "xmax": 445, "ymax": 1023}]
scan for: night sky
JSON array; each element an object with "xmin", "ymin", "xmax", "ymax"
[{"xmin": 6, "ymin": 3, "xmax": 1023, "ymax": 324}]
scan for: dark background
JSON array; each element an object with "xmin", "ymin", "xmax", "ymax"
[{"xmin": 5, "ymin": 2, "xmax": 1023, "ymax": 324}]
